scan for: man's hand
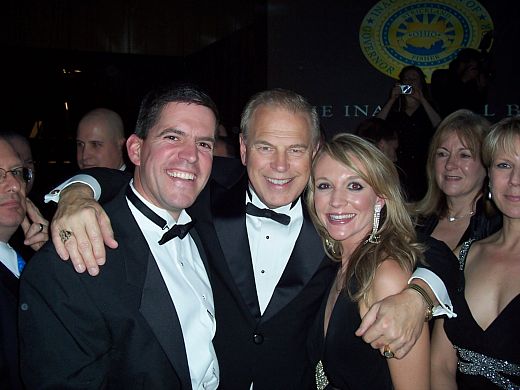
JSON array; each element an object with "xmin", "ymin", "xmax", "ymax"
[
  {"xmin": 21, "ymin": 198, "xmax": 49, "ymax": 251},
  {"xmin": 355, "ymin": 288, "xmax": 426, "ymax": 359},
  {"xmin": 51, "ymin": 183, "xmax": 117, "ymax": 276}
]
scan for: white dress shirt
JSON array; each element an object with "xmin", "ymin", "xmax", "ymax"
[
  {"xmin": 245, "ymin": 188, "xmax": 304, "ymax": 315},
  {"xmin": 0, "ymin": 241, "xmax": 20, "ymax": 278},
  {"xmin": 127, "ymin": 182, "xmax": 219, "ymax": 390}
]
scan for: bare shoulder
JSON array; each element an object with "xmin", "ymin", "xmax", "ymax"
[{"xmin": 372, "ymin": 259, "xmax": 411, "ymax": 302}]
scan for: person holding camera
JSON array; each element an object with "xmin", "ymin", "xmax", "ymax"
[
  {"xmin": 431, "ymin": 48, "xmax": 490, "ymax": 118},
  {"xmin": 377, "ymin": 65, "xmax": 441, "ymax": 201}
]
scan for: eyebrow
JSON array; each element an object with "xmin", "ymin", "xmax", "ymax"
[
  {"xmin": 437, "ymin": 146, "xmax": 471, "ymax": 151},
  {"xmin": 159, "ymin": 128, "xmax": 215, "ymax": 143},
  {"xmin": 314, "ymin": 174, "xmax": 363, "ymax": 181},
  {"xmin": 253, "ymin": 140, "xmax": 309, "ymax": 149}
]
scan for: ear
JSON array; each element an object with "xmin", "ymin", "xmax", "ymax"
[
  {"xmin": 239, "ymin": 133, "xmax": 247, "ymax": 167},
  {"xmin": 127, "ymin": 134, "xmax": 143, "ymax": 166},
  {"xmin": 376, "ymin": 196, "xmax": 386, "ymax": 210}
]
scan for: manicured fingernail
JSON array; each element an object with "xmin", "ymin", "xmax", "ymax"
[{"xmin": 75, "ymin": 263, "xmax": 86, "ymax": 273}]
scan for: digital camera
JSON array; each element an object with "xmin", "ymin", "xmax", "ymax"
[{"xmin": 400, "ymin": 84, "xmax": 412, "ymax": 94}]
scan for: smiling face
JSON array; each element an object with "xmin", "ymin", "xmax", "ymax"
[
  {"xmin": 127, "ymin": 102, "xmax": 216, "ymax": 220},
  {"xmin": 489, "ymin": 137, "xmax": 520, "ymax": 219},
  {"xmin": 240, "ymin": 105, "xmax": 315, "ymax": 209},
  {"xmin": 0, "ymin": 139, "xmax": 27, "ymax": 242},
  {"xmin": 434, "ymin": 131, "xmax": 486, "ymax": 200},
  {"xmin": 313, "ymin": 153, "xmax": 384, "ymax": 252}
]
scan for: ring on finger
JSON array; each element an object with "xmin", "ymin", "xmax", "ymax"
[
  {"xmin": 59, "ymin": 230, "xmax": 73, "ymax": 243},
  {"xmin": 383, "ymin": 345, "xmax": 394, "ymax": 359}
]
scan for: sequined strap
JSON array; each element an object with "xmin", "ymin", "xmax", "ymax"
[
  {"xmin": 455, "ymin": 345, "xmax": 520, "ymax": 389},
  {"xmin": 316, "ymin": 360, "xmax": 330, "ymax": 390},
  {"xmin": 457, "ymin": 239, "xmax": 476, "ymax": 271}
]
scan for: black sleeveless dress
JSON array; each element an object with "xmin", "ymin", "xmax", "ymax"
[
  {"xmin": 444, "ymin": 240, "xmax": 520, "ymax": 389},
  {"xmin": 310, "ymin": 281, "xmax": 393, "ymax": 389}
]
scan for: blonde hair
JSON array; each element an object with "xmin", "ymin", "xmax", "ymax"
[
  {"xmin": 412, "ymin": 109, "xmax": 490, "ymax": 218},
  {"xmin": 306, "ymin": 133, "xmax": 423, "ymax": 303},
  {"xmin": 482, "ymin": 116, "xmax": 520, "ymax": 167}
]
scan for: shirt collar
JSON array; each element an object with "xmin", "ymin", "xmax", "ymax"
[
  {"xmin": 0, "ymin": 241, "xmax": 19, "ymax": 277},
  {"xmin": 246, "ymin": 185, "xmax": 302, "ymax": 218},
  {"xmin": 129, "ymin": 180, "xmax": 192, "ymax": 229}
]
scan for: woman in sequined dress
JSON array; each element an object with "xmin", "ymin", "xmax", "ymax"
[
  {"xmin": 431, "ymin": 116, "xmax": 520, "ymax": 389},
  {"xmin": 307, "ymin": 134, "xmax": 429, "ymax": 389}
]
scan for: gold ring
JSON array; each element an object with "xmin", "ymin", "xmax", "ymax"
[
  {"xmin": 59, "ymin": 230, "xmax": 73, "ymax": 243},
  {"xmin": 383, "ymin": 345, "xmax": 394, "ymax": 359},
  {"xmin": 38, "ymin": 223, "xmax": 45, "ymax": 233}
]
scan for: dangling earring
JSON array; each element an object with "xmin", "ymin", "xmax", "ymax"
[
  {"xmin": 325, "ymin": 238, "xmax": 337, "ymax": 255},
  {"xmin": 488, "ymin": 182, "xmax": 493, "ymax": 200},
  {"xmin": 367, "ymin": 203, "xmax": 382, "ymax": 244}
]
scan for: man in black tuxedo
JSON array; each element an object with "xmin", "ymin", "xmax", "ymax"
[
  {"xmin": 0, "ymin": 137, "xmax": 31, "ymax": 390},
  {"xmin": 19, "ymin": 84, "xmax": 221, "ymax": 389},
  {"xmin": 48, "ymin": 89, "xmax": 458, "ymax": 389}
]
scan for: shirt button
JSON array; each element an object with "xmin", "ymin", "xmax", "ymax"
[
  {"xmin": 266, "ymin": 235, "xmax": 269, "ymax": 239},
  {"xmin": 253, "ymin": 333, "xmax": 264, "ymax": 344},
  {"xmin": 261, "ymin": 269, "xmax": 265, "ymax": 274}
]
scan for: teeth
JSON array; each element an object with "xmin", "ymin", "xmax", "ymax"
[
  {"xmin": 168, "ymin": 171, "xmax": 195, "ymax": 180},
  {"xmin": 267, "ymin": 178, "xmax": 291, "ymax": 185},
  {"xmin": 329, "ymin": 213, "xmax": 355, "ymax": 221}
]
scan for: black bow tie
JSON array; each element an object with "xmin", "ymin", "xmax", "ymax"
[
  {"xmin": 245, "ymin": 202, "xmax": 291, "ymax": 225},
  {"xmin": 126, "ymin": 187, "xmax": 195, "ymax": 245}
]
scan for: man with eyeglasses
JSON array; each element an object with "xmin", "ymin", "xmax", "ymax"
[{"xmin": 0, "ymin": 136, "xmax": 35, "ymax": 389}]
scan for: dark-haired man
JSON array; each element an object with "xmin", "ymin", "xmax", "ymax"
[{"xmin": 19, "ymin": 85, "xmax": 220, "ymax": 389}]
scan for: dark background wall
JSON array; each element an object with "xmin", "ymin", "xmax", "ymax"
[
  {"xmin": 268, "ymin": 0, "xmax": 520, "ymax": 136},
  {"xmin": 1, "ymin": 0, "xmax": 519, "ymax": 193}
]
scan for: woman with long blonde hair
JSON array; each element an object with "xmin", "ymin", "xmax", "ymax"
[{"xmin": 307, "ymin": 133, "xmax": 429, "ymax": 389}]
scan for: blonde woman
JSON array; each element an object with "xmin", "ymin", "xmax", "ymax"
[
  {"xmin": 307, "ymin": 134, "xmax": 429, "ymax": 389},
  {"xmin": 431, "ymin": 116, "xmax": 520, "ymax": 389},
  {"xmin": 412, "ymin": 109, "xmax": 501, "ymax": 250}
]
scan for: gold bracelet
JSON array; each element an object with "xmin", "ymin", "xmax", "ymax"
[{"xmin": 407, "ymin": 283, "xmax": 434, "ymax": 322}]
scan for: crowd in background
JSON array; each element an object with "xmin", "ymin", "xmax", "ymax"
[{"xmin": 1, "ymin": 45, "xmax": 519, "ymax": 390}]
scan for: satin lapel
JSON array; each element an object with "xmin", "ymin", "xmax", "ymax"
[
  {"xmin": 213, "ymin": 209, "xmax": 261, "ymax": 320},
  {"xmin": 139, "ymin": 253, "xmax": 192, "ymax": 389},
  {"xmin": 261, "ymin": 208, "xmax": 326, "ymax": 323},
  {"xmin": 107, "ymin": 188, "xmax": 192, "ymax": 389}
]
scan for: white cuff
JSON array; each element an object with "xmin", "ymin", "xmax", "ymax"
[
  {"xmin": 44, "ymin": 174, "xmax": 101, "ymax": 203},
  {"xmin": 409, "ymin": 267, "xmax": 457, "ymax": 318}
]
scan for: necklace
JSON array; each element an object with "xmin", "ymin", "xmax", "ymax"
[{"xmin": 447, "ymin": 210, "xmax": 475, "ymax": 223}]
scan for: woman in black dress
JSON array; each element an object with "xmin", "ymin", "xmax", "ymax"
[
  {"xmin": 431, "ymin": 116, "xmax": 520, "ymax": 389},
  {"xmin": 412, "ymin": 109, "xmax": 500, "ymax": 250},
  {"xmin": 307, "ymin": 134, "xmax": 429, "ymax": 389}
]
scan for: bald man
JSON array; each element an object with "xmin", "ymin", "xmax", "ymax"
[{"xmin": 76, "ymin": 108, "xmax": 126, "ymax": 170}]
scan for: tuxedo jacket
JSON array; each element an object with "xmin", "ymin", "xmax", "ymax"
[
  {"xmin": 190, "ymin": 169, "xmax": 337, "ymax": 390},
  {"xmin": 0, "ymin": 261, "xmax": 23, "ymax": 390},
  {"xmin": 19, "ymin": 185, "xmax": 209, "ymax": 389}
]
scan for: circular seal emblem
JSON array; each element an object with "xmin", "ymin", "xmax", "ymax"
[{"xmin": 359, "ymin": 0, "xmax": 493, "ymax": 81}]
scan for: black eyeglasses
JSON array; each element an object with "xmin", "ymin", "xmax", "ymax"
[{"xmin": 0, "ymin": 167, "xmax": 33, "ymax": 184}]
